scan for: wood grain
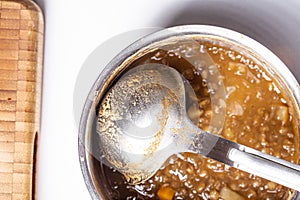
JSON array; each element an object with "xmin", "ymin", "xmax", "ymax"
[{"xmin": 0, "ymin": 0, "xmax": 43, "ymax": 199}]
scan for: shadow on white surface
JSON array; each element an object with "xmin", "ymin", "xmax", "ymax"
[{"xmin": 161, "ymin": 0, "xmax": 300, "ymax": 81}]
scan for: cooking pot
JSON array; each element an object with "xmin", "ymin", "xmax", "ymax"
[{"xmin": 78, "ymin": 25, "xmax": 300, "ymax": 200}]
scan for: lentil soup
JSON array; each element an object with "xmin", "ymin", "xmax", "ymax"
[{"xmin": 93, "ymin": 37, "xmax": 299, "ymax": 200}]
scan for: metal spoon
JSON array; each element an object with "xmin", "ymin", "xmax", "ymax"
[{"xmin": 97, "ymin": 63, "xmax": 300, "ymax": 191}]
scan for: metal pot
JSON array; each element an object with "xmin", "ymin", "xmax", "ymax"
[{"xmin": 78, "ymin": 25, "xmax": 300, "ymax": 199}]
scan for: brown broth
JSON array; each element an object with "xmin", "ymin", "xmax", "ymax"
[{"xmin": 95, "ymin": 40, "xmax": 299, "ymax": 200}]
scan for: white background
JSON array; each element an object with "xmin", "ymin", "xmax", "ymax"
[{"xmin": 35, "ymin": 0, "xmax": 300, "ymax": 199}]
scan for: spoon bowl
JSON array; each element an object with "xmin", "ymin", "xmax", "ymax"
[{"xmin": 97, "ymin": 63, "xmax": 194, "ymax": 183}]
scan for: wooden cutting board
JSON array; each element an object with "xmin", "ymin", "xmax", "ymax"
[{"xmin": 0, "ymin": 1, "xmax": 43, "ymax": 199}]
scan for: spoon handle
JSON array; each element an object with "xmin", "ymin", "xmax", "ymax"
[{"xmin": 191, "ymin": 131, "xmax": 300, "ymax": 191}]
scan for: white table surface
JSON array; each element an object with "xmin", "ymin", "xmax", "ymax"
[{"xmin": 35, "ymin": 0, "xmax": 300, "ymax": 199}]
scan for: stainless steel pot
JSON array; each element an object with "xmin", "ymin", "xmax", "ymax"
[{"xmin": 78, "ymin": 25, "xmax": 300, "ymax": 200}]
